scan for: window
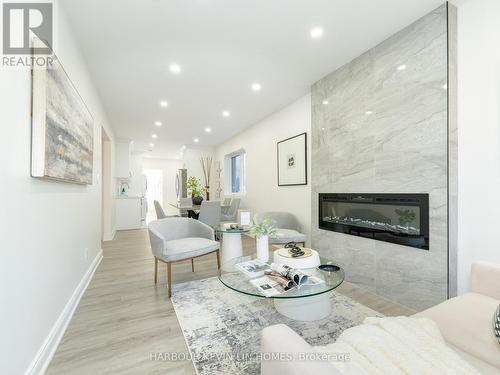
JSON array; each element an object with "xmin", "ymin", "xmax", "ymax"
[{"xmin": 224, "ymin": 149, "xmax": 246, "ymax": 195}]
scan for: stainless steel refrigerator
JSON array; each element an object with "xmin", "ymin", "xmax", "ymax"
[{"xmin": 175, "ymin": 169, "xmax": 187, "ymax": 201}]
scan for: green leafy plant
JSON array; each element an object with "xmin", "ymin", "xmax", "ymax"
[
  {"xmin": 395, "ymin": 208, "xmax": 417, "ymax": 226},
  {"xmin": 187, "ymin": 176, "xmax": 203, "ymax": 198},
  {"xmin": 249, "ymin": 217, "xmax": 278, "ymax": 238}
]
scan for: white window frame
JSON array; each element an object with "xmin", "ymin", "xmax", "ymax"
[{"xmin": 224, "ymin": 149, "xmax": 246, "ymax": 196}]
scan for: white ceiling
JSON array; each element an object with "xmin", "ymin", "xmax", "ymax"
[{"xmin": 61, "ymin": 0, "xmax": 445, "ymax": 159}]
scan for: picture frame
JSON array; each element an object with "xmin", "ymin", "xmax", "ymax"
[
  {"xmin": 31, "ymin": 38, "xmax": 94, "ymax": 184},
  {"xmin": 277, "ymin": 132, "xmax": 307, "ymax": 186}
]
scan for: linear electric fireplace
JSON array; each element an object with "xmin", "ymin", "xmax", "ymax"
[{"xmin": 319, "ymin": 193, "xmax": 429, "ymax": 250}]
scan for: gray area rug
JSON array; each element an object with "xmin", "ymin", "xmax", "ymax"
[{"xmin": 171, "ymin": 277, "xmax": 380, "ymax": 375}]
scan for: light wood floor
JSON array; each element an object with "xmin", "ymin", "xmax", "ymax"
[{"xmin": 46, "ymin": 229, "xmax": 415, "ymax": 374}]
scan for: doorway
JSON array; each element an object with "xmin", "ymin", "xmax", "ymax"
[{"xmin": 144, "ymin": 168, "xmax": 163, "ymax": 223}]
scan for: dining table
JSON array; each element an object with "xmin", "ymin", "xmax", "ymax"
[{"xmin": 169, "ymin": 201, "xmax": 230, "ymax": 219}]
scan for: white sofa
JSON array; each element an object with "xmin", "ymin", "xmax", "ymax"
[{"xmin": 261, "ymin": 262, "xmax": 500, "ymax": 375}]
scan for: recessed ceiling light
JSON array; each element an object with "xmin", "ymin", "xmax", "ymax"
[
  {"xmin": 159, "ymin": 100, "xmax": 168, "ymax": 107},
  {"xmin": 397, "ymin": 64, "xmax": 407, "ymax": 71},
  {"xmin": 222, "ymin": 110, "xmax": 230, "ymax": 117},
  {"xmin": 205, "ymin": 127, "xmax": 212, "ymax": 133},
  {"xmin": 169, "ymin": 63, "xmax": 181, "ymax": 74},
  {"xmin": 365, "ymin": 110, "xmax": 374, "ymax": 115},
  {"xmin": 149, "ymin": 143, "xmax": 155, "ymax": 148},
  {"xmin": 321, "ymin": 127, "xmax": 325, "ymax": 131},
  {"xmin": 154, "ymin": 121, "xmax": 162, "ymax": 127},
  {"xmin": 310, "ymin": 27, "xmax": 324, "ymax": 39},
  {"xmin": 175, "ymin": 156, "xmax": 180, "ymax": 160},
  {"xmin": 152, "ymin": 134, "xmax": 158, "ymax": 139},
  {"xmin": 193, "ymin": 138, "xmax": 199, "ymax": 143},
  {"xmin": 251, "ymin": 82, "xmax": 262, "ymax": 91},
  {"xmin": 181, "ymin": 145, "xmax": 186, "ymax": 150},
  {"xmin": 322, "ymin": 100, "xmax": 329, "ymax": 105}
]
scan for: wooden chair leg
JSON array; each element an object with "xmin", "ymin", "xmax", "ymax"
[
  {"xmin": 216, "ymin": 250, "xmax": 221, "ymax": 270},
  {"xmin": 167, "ymin": 262, "xmax": 172, "ymax": 298},
  {"xmin": 191, "ymin": 258, "xmax": 195, "ymax": 272},
  {"xmin": 154, "ymin": 257, "xmax": 158, "ymax": 284}
]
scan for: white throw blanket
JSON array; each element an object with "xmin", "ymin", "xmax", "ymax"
[{"xmin": 315, "ymin": 317, "xmax": 480, "ymax": 375}]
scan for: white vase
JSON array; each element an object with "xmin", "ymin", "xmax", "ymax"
[{"xmin": 256, "ymin": 235, "xmax": 269, "ymax": 262}]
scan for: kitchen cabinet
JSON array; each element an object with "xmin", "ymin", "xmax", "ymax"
[{"xmin": 115, "ymin": 196, "xmax": 147, "ymax": 230}]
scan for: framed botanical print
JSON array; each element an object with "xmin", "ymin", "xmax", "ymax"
[{"xmin": 277, "ymin": 132, "xmax": 307, "ymax": 186}]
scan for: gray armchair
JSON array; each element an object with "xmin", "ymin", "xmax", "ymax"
[
  {"xmin": 148, "ymin": 217, "xmax": 220, "ymax": 297},
  {"xmin": 254, "ymin": 212, "xmax": 307, "ymax": 246}
]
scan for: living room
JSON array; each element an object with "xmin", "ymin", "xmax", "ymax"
[{"xmin": 1, "ymin": 0, "xmax": 500, "ymax": 374}]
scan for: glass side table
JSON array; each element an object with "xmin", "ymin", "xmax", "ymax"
[
  {"xmin": 218, "ymin": 250, "xmax": 345, "ymax": 321},
  {"xmin": 215, "ymin": 225, "xmax": 250, "ymax": 264}
]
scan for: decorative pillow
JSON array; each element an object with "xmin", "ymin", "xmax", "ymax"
[{"xmin": 494, "ymin": 304, "xmax": 500, "ymax": 344}]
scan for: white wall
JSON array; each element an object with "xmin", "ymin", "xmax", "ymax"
[
  {"xmin": 457, "ymin": 0, "xmax": 500, "ymax": 294},
  {"xmin": 102, "ymin": 135, "xmax": 116, "ymax": 240},
  {"xmin": 0, "ymin": 2, "xmax": 115, "ymax": 374},
  {"xmin": 142, "ymin": 158, "xmax": 183, "ymax": 215},
  {"xmin": 124, "ymin": 153, "xmax": 145, "ymax": 197},
  {"xmin": 214, "ymin": 94, "xmax": 312, "ymax": 241}
]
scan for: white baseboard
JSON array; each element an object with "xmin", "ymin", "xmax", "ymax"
[
  {"xmin": 102, "ymin": 229, "xmax": 116, "ymax": 242},
  {"xmin": 25, "ymin": 249, "xmax": 103, "ymax": 375}
]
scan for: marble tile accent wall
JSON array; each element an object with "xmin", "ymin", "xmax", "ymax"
[{"xmin": 311, "ymin": 5, "xmax": 450, "ymax": 311}]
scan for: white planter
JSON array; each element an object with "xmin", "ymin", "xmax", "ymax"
[{"xmin": 256, "ymin": 235, "xmax": 269, "ymax": 262}]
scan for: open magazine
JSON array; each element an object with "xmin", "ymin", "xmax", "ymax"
[
  {"xmin": 236, "ymin": 259, "xmax": 271, "ymax": 277},
  {"xmin": 242, "ymin": 262, "xmax": 324, "ymax": 296}
]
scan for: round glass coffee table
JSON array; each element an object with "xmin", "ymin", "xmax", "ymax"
[
  {"xmin": 215, "ymin": 226, "xmax": 250, "ymax": 265},
  {"xmin": 218, "ymin": 250, "xmax": 345, "ymax": 321}
]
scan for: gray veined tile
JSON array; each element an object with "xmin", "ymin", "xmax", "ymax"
[{"xmin": 311, "ymin": 4, "xmax": 450, "ymax": 311}]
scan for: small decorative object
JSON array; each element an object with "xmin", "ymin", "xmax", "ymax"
[
  {"xmin": 277, "ymin": 247, "xmax": 313, "ymax": 258},
  {"xmin": 318, "ymin": 264, "xmax": 341, "ymax": 273},
  {"xmin": 284, "ymin": 241, "xmax": 305, "ymax": 257},
  {"xmin": 277, "ymin": 132, "xmax": 307, "ymax": 186},
  {"xmin": 318, "ymin": 263, "xmax": 342, "ymax": 284},
  {"xmin": 240, "ymin": 210, "xmax": 251, "ymax": 226},
  {"xmin": 230, "ymin": 224, "xmax": 239, "ymax": 230},
  {"xmin": 31, "ymin": 38, "xmax": 94, "ymax": 184},
  {"xmin": 200, "ymin": 156, "xmax": 213, "ymax": 200},
  {"xmin": 249, "ymin": 218, "xmax": 278, "ymax": 262},
  {"xmin": 187, "ymin": 176, "xmax": 204, "ymax": 205}
]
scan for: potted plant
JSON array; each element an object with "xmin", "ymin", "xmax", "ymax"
[
  {"xmin": 249, "ymin": 217, "xmax": 278, "ymax": 262},
  {"xmin": 187, "ymin": 176, "xmax": 204, "ymax": 205}
]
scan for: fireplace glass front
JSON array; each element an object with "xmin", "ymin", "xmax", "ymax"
[{"xmin": 319, "ymin": 193, "xmax": 429, "ymax": 250}]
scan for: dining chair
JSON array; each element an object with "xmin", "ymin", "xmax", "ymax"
[
  {"xmin": 221, "ymin": 198, "xmax": 240, "ymax": 222},
  {"xmin": 154, "ymin": 200, "xmax": 167, "ymax": 219},
  {"xmin": 198, "ymin": 200, "xmax": 221, "ymax": 228},
  {"xmin": 254, "ymin": 212, "xmax": 307, "ymax": 247},
  {"xmin": 148, "ymin": 217, "xmax": 220, "ymax": 298},
  {"xmin": 178, "ymin": 197, "xmax": 192, "ymax": 217},
  {"xmin": 221, "ymin": 198, "xmax": 231, "ymax": 214}
]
